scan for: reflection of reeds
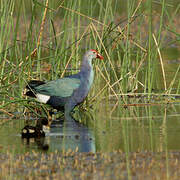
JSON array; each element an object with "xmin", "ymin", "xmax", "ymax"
[{"xmin": 0, "ymin": 0, "xmax": 179, "ymax": 117}]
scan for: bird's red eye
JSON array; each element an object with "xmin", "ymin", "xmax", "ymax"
[{"xmin": 90, "ymin": 49, "xmax": 97, "ymax": 54}]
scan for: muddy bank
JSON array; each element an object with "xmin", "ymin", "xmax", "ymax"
[{"xmin": 1, "ymin": 151, "xmax": 180, "ymax": 179}]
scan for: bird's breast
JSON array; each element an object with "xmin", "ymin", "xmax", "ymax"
[{"xmin": 87, "ymin": 68, "xmax": 94, "ymax": 89}]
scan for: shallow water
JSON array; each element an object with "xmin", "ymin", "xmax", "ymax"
[
  {"xmin": 93, "ymin": 102, "xmax": 180, "ymax": 152},
  {"xmin": 0, "ymin": 101, "xmax": 180, "ymax": 154}
]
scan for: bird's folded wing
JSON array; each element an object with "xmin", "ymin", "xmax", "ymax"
[{"xmin": 34, "ymin": 78, "xmax": 81, "ymax": 97}]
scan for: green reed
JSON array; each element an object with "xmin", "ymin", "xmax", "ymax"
[{"xmin": 0, "ymin": 0, "xmax": 179, "ymax": 115}]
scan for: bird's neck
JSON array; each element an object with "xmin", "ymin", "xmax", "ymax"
[
  {"xmin": 80, "ymin": 56, "xmax": 94, "ymax": 88},
  {"xmin": 80, "ymin": 55, "xmax": 93, "ymax": 72}
]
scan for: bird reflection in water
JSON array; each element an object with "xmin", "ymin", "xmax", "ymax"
[{"xmin": 21, "ymin": 111, "xmax": 95, "ymax": 152}]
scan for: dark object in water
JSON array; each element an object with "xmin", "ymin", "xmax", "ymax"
[
  {"xmin": 21, "ymin": 131, "xmax": 49, "ymax": 151},
  {"xmin": 21, "ymin": 125, "xmax": 45, "ymax": 138}
]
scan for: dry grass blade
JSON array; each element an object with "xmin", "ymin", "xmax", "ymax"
[
  {"xmin": 96, "ymin": 66, "xmax": 118, "ymax": 101},
  {"xmin": 89, "ymin": 83, "xmax": 109, "ymax": 103},
  {"xmin": 37, "ymin": 0, "xmax": 49, "ymax": 48},
  {"xmin": 110, "ymin": 101, "xmax": 119, "ymax": 115},
  {"xmin": 95, "ymin": 66, "xmax": 120, "ymax": 115},
  {"xmin": 166, "ymin": 64, "xmax": 180, "ymax": 94},
  {"xmin": 132, "ymin": 0, "xmax": 144, "ymax": 17},
  {"xmin": 113, "ymin": 0, "xmax": 147, "ymax": 53},
  {"xmin": 90, "ymin": 23, "xmax": 119, "ymax": 82},
  {"xmin": 129, "ymin": 53, "xmax": 147, "ymax": 90},
  {"xmin": 108, "ymin": 92, "xmax": 180, "ymax": 98},
  {"xmin": 25, "ymin": 48, "xmax": 37, "ymax": 61},
  {"xmin": 58, "ymin": 5, "xmax": 107, "ymax": 27},
  {"xmin": 0, "ymin": 109, "xmax": 14, "ymax": 117},
  {"xmin": 132, "ymin": 53, "xmax": 147, "ymax": 80},
  {"xmin": 25, "ymin": 0, "xmax": 49, "ymax": 62},
  {"xmin": 60, "ymin": 24, "xmax": 91, "ymax": 78},
  {"xmin": 152, "ymin": 33, "xmax": 167, "ymax": 91},
  {"xmin": 117, "ymin": 26, "xmax": 147, "ymax": 53}
]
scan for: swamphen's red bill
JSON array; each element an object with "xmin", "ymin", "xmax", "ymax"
[
  {"xmin": 25, "ymin": 49, "xmax": 104, "ymax": 117},
  {"xmin": 90, "ymin": 49, "xmax": 104, "ymax": 60}
]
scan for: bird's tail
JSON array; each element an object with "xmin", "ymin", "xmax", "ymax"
[{"xmin": 25, "ymin": 80, "xmax": 45, "ymax": 97}]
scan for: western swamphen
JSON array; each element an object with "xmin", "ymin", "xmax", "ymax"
[{"xmin": 25, "ymin": 49, "xmax": 104, "ymax": 119}]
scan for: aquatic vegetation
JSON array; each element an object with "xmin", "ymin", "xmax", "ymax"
[
  {"xmin": 0, "ymin": 0, "xmax": 179, "ymax": 116},
  {"xmin": 0, "ymin": 0, "xmax": 180, "ymax": 178}
]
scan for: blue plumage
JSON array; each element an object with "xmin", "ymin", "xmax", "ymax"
[{"xmin": 25, "ymin": 49, "xmax": 104, "ymax": 117}]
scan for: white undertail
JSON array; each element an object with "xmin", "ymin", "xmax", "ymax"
[{"xmin": 36, "ymin": 93, "xmax": 50, "ymax": 103}]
